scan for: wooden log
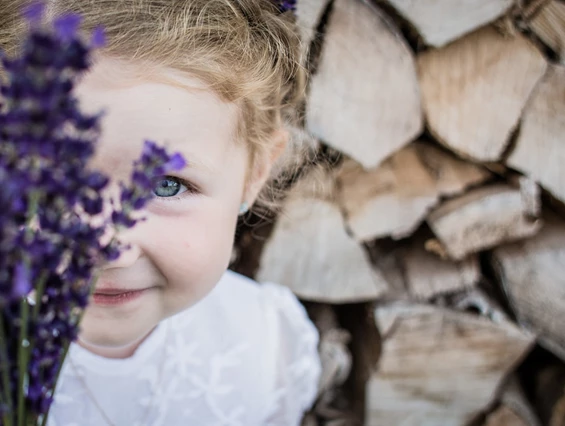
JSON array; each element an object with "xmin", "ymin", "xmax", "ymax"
[
  {"xmin": 498, "ymin": 376, "xmax": 542, "ymax": 426},
  {"xmin": 418, "ymin": 27, "xmax": 547, "ymax": 162},
  {"xmin": 308, "ymin": 305, "xmax": 352, "ymax": 396},
  {"xmin": 484, "ymin": 406, "xmax": 528, "ymax": 426},
  {"xmin": 491, "ymin": 217, "xmax": 565, "ymax": 361},
  {"xmin": 529, "ymin": 1, "xmax": 565, "ymax": 61},
  {"xmin": 427, "ymin": 184, "xmax": 542, "ymax": 260},
  {"xmin": 296, "ymin": 0, "xmax": 330, "ymax": 57},
  {"xmin": 402, "ymin": 239, "xmax": 480, "ymax": 300},
  {"xmin": 413, "ymin": 142, "xmax": 492, "ymax": 197},
  {"xmin": 337, "ymin": 146, "xmax": 437, "ymax": 241},
  {"xmin": 507, "ymin": 64, "xmax": 565, "ymax": 204},
  {"xmin": 337, "ymin": 143, "xmax": 490, "ymax": 242},
  {"xmin": 516, "ymin": 175, "xmax": 542, "ymax": 219},
  {"xmin": 386, "ymin": 0, "xmax": 513, "ymax": 47},
  {"xmin": 366, "ymin": 303, "xmax": 535, "ymax": 426},
  {"xmin": 306, "ymin": 0, "xmax": 422, "ymax": 169},
  {"xmin": 256, "ymin": 170, "xmax": 389, "ymax": 302}
]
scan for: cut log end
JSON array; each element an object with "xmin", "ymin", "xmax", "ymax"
[
  {"xmin": 427, "ymin": 184, "xmax": 542, "ymax": 260},
  {"xmin": 418, "ymin": 26, "xmax": 547, "ymax": 162}
]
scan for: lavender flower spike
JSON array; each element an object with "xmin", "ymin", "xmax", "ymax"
[
  {"xmin": 0, "ymin": 2, "xmax": 186, "ymax": 424},
  {"xmin": 275, "ymin": 0, "xmax": 297, "ymax": 14}
]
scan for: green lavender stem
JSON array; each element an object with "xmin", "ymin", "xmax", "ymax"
[
  {"xmin": 17, "ymin": 299, "xmax": 30, "ymax": 426},
  {"xmin": 40, "ymin": 271, "xmax": 101, "ymax": 426},
  {"xmin": 31, "ymin": 272, "xmax": 48, "ymax": 322},
  {"xmin": 16, "ymin": 190, "xmax": 40, "ymax": 426}
]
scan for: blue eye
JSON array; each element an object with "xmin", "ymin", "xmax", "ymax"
[{"xmin": 152, "ymin": 176, "xmax": 188, "ymax": 198}]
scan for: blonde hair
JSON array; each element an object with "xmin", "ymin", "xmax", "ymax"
[{"xmin": 0, "ymin": 0, "xmax": 310, "ymax": 211}]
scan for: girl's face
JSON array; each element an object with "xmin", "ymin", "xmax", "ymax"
[{"xmin": 73, "ymin": 57, "xmax": 251, "ymax": 357}]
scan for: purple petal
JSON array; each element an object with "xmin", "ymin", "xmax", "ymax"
[
  {"xmin": 142, "ymin": 140, "xmax": 158, "ymax": 156},
  {"xmin": 12, "ymin": 261, "xmax": 31, "ymax": 298},
  {"xmin": 54, "ymin": 14, "xmax": 82, "ymax": 42},
  {"xmin": 91, "ymin": 25, "xmax": 106, "ymax": 48},
  {"xmin": 22, "ymin": 1, "xmax": 45, "ymax": 25},
  {"xmin": 165, "ymin": 153, "xmax": 186, "ymax": 171}
]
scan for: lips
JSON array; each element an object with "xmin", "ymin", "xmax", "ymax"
[
  {"xmin": 91, "ymin": 286, "xmax": 154, "ymax": 306},
  {"xmin": 94, "ymin": 288, "xmax": 145, "ymax": 295}
]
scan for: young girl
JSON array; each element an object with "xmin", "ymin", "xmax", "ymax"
[{"xmin": 1, "ymin": 0, "xmax": 322, "ymax": 425}]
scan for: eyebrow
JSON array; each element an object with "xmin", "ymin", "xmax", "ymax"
[{"xmin": 180, "ymin": 154, "xmax": 215, "ymax": 175}]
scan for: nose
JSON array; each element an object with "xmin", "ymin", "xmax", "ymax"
[
  {"xmin": 98, "ymin": 182, "xmax": 145, "ymax": 270},
  {"xmin": 104, "ymin": 237, "xmax": 143, "ymax": 270}
]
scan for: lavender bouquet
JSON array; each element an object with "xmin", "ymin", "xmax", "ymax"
[{"xmin": 0, "ymin": 3, "xmax": 185, "ymax": 425}]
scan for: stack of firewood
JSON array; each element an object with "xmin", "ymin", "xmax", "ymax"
[{"xmin": 231, "ymin": 0, "xmax": 565, "ymax": 425}]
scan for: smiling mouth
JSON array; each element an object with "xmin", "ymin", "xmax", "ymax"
[
  {"xmin": 94, "ymin": 288, "xmax": 145, "ymax": 295},
  {"xmin": 92, "ymin": 288, "xmax": 153, "ymax": 305}
]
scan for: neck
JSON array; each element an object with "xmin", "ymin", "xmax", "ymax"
[{"xmin": 77, "ymin": 329, "xmax": 155, "ymax": 359}]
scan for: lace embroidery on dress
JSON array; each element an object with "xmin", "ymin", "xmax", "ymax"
[
  {"xmin": 45, "ymin": 271, "xmax": 321, "ymax": 426},
  {"xmin": 259, "ymin": 282, "xmax": 321, "ymax": 425}
]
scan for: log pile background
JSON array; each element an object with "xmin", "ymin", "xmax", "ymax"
[{"xmin": 231, "ymin": 0, "xmax": 565, "ymax": 425}]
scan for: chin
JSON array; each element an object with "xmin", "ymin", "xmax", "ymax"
[{"xmin": 79, "ymin": 305, "xmax": 162, "ymax": 349}]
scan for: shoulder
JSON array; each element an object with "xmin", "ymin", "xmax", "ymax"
[
  {"xmin": 209, "ymin": 270, "xmax": 319, "ymax": 348},
  {"xmin": 222, "ymin": 270, "xmax": 322, "ymax": 423},
  {"xmin": 189, "ymin": 270, "xmax": 321, "ymax": 422}
]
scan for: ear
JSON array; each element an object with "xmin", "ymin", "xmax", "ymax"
[{"xmin": 243, "ymin": 128, "xmax": 289, "ymax": 207}]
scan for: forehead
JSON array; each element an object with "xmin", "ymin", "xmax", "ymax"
[{"xmin": 73, "ymin": 57, "xmax": 242, "ymax": 179}]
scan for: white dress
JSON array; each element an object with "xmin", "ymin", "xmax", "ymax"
[{"xmin": 47, "ymin": 270, "xmax": 322, "ymax": 426}]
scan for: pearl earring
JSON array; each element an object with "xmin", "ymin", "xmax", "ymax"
[{"xmin": 238, "ymin": 202, "xmax": 249, "ymax": 215}]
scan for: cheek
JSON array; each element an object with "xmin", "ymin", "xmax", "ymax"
[{"xmin": 146, "ymin": 202, "xmax": 238, "ymax": 309}]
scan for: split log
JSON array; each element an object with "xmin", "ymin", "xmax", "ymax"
[
  {"xmin": 256, "ymin": 170, "xmax": 389, "ymax": 302},
  {"xmin": 306, "ymin": 0, "xmax": 422, "ymax": 169},
  {"xmin": 337, "ymin": 146, "xmax": 437, "ymax": 241},
  {"xmin": 412, "ymin": 143, "xmax": 492, "ymax": 197},
  {"xmin": 491, "ymin": 217, "xmax": 565, "ymax": 361},
  {"xmin": 402, "ymin": 239, "xmax": 480, "ymax": 299},
  {"xmin": 516, "ymin": 175, "xmax": 542, "ymax": 218},
  {"xmin": 296, "ymin": 0, "xmax": 330, "ymax": 58},
  {"xmin": 418, "ymin": 26, "xmax": 547, "ymax": 162},
  {"xmin": 484, "ymin": 406, "xmax": 528, "ymax": 426},
  {"xmin": 366, "ymin": 303, "xmax": 535, "ymax": 426},
  {"xmin": 386, "ymin": 0, "xmax": 513, "ymax": 47},
  {"xmin": 308, "ymin": 305, "xmax": 352, "ymax": 396},
  {"xmin": 427, "ymin": 184, "xmax": 542, "ymax": 260},
  {"xmin": 529, "ymin": 1, "xmax": 565, "ymax": 60},
  {"xmin": 507, "ymin": 64, "xmax": 565, "ymax": 204},
  {"xmin": 498, "ymin": 376, "xmax": 542, "ymax": 426},
  {"xmin": 337, "ymin": 143, "xmax": 490, "ymax": 242}
]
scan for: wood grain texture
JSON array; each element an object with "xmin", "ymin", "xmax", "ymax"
[
  {"xmin": 256, "ymin": 197, "xmax": 388, "ymax": 303},
  {"xmin": 337, "ymin": 147, "xmax": 437, "ymax": 241},
  {"xmin": 499, "ymin": 376, "xmax": 542, "ymax": 426},
  {"xmin": 418, "ymin": 26, "xmax": 547, "ymax": 161},
  {"xmin": 413, "ymin": 142, "xmax": 492, "ymax": 197},
  {"xmin": 337, "ymin": 143, "xmax": 490, "ymax": 242},
  {"xmin": 427, "ymin": 184, "xmax": 542, "ymax": 260},
  {"xmin": 529, "ymin": 1, "xmax": 565, "ymax": 60},
  {"xmin": 387, "ymin": 0, "xmax": 513, "ymax": 47},
  {"xmin": 485, "ymin": 406, "xmax": 528, "ymax": 426},
  {"xmin": 306, "ymin": 0, "xmax": 422, "ymax": 169},
  {"xmin": 508, "ymin": 64, "xmax": 565, "ymax": 204},
  {"xmin": 403, "ymin": 239, "xmax": 479, "ymax": 299},
  {"xmin": 492, "ymin": 217, "xmax": 565, "ymax": 361},
  {"xmin": 367, "ymin": 303, "xmax": 535, "ymax": 426}
]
